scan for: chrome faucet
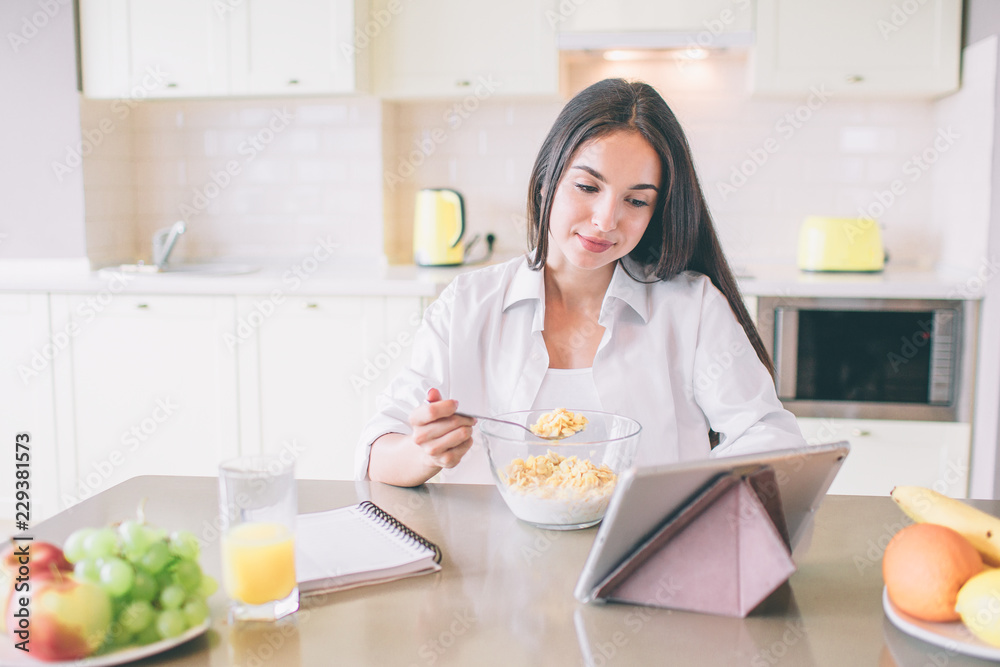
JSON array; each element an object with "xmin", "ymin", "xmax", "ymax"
[{"xmin": 152, "ymin": 221, "xmax": 186, "ymax": 270}]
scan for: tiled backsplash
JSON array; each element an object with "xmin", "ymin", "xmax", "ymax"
[
  {"xmin": 82, "ymin": 48, "xmax": 992, "ymax": 270},
  {"xmin": 80, "ymin": 98, "xmax": 136, "ymax": 267},
  {"xmin": 83, "ymin": 97, "xmax": 386, "ymax": 267}
]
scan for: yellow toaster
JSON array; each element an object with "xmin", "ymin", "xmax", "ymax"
[{"xmin": 797, "ymin": 216, "xmax": 885, "ymax": 272}]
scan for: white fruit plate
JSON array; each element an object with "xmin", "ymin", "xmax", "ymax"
[
  {"xmin": 883, "ymin": 587, "xmax": 1000, "ymax": 661},
  {"xmin": 0, "ymin": 618, "xmax": 210, "ymax": 666}
]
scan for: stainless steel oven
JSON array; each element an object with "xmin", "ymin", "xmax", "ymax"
[{"xmin": 757, "ymin": 297, "xmax": 978, "ymax": 422}]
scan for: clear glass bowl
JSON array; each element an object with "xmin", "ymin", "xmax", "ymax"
[{"xmin": 480, "ymin": 409, "xmax": 641, "ymax": 530}]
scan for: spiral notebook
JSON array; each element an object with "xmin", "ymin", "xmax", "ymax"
[{"xmin": 295, "ymin": 501, "xmax": 442, "ymax": 596}]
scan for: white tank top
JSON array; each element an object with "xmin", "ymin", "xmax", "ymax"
[{"xmin": 531, "ymin": 367, "xmax": 603, "ymax": 412}]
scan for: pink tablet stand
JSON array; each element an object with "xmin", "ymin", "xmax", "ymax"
[{"xmin": 593, "ymin": 466, "xmax": 796, "ymax": 618}]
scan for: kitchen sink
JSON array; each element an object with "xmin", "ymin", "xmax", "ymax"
[
  {"xmin": 99, "ymin": 262, "xmax": 260, "ymax": 277},
  {"xmin": 158, "ymin": 262, "xmax": 259, "ymax": 275}
]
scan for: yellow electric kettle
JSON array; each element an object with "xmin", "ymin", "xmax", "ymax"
[{"xmin": 413, "ymin": 188, "xmax": 466, "ymax": 266}]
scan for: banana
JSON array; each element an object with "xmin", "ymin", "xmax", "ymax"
[{"xmin": 891, "ymin": 486, "xmax": 1000, "ymax": 567}]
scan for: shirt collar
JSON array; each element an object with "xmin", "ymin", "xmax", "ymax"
[
  {"xmin": 502, "ymin": 256, "xmax": 543, "ymax": 312},
  {"xmin": 602, "ymin": 260, "xmax": 650, "ymax": 324},
  {"xmin": 503, "ymin": 257, "xmax": 650, "ymax": 324}
]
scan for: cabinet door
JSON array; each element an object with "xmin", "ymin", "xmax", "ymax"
[
  {"xmin": 0, "ymin": 294, "xmax": 59, "ymax": 522},
  {"xmin": 51, "ymin": 294, "xmax": 239, "ymax": 508},
  {"xmin": 79, "ymin": 0, "xmax": 131, "ymax": 99},
  {"xmin": 366, "ymin": 296, "xmax": 425, "ymax": 414},
  {"xmin": 240, "ymin": 296, "xmax": 364, "ymax": 479},
  {"xmin": 798, "ymin": 417, "xmax": 970, "ymax": 497},
  {"xmin": 80, "ymin": 0, "xmax": 227, "ymax": 98},
  {"xmin": 126, "ymin": 0, "xmax": 231, "ymax": 96},
  {"xmin": 752, "ymin": 0, "xmax": 961, "ymax": 98},
  {"xmin": 231, "ymin": 0, "xmax": 363, "ymax": 95},
  {"xmin": 558, "ymin": 0, "xmax": 752, "ymax": 35},
  {"xmin": 241, "ymin": 295, "xmax": 424, "ymax": 480},
  {"xmin": 372, "ymin": 0, "xmax": 558, "ymax": 98}
]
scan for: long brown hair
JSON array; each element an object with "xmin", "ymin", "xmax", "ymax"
[{"xmin": 526, "ymin": 78, "xmax": 773, "ymax": 376}]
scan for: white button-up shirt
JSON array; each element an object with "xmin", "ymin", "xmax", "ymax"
[{"xmin": 355, "ymin": 256, "xmax": 805, "ymax": 483}]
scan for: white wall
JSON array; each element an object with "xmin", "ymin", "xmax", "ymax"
[
  {"xmin": 932, "ymin": 37, "xmax": 996, "ymax": 274},
  {"xmin": 962, "ymin": 0, "xmax": 1000, "ymax": 500},
  {"xmin": 927, "ymin": 34, "xmax": 1000, "ymax": 499},
  {"xmin": 0, "ymin": 0, "xmax": 86, "ymax": 259}
]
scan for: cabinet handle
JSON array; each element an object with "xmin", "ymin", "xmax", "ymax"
[
  {"xmin": 166, "ymin": 82, "xmax": 178, "ymax": 88},
  {"xmin": 288, "ymin": 79, "xmax": 299, "ymax": 85},
  {"xmin": 136, "ymin": 303, "xmax": 149, "ymax": 309},
  {"xmin": 303, "ymin": 302, "xmax": 319, "ymax": 309},
  {"xmin": 455, "ymin": 79, "xmax": 472, "ymax": 88},
  {"xmin": 850, "ymin": 428, "xmax": 871, "ymax": 437},
  {"xmin": 846, "ymin": 74, "xmax": 864, "ymax": 84}
]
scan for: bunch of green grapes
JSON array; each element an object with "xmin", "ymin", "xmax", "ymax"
[{"xmin": 63, "ymin": 518, "xmax": 217, "ymax": 651}]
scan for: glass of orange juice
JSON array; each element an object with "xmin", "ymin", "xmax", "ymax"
[{"xmin": 219, "ymin": 455, "xmax": 299, "ymax": 622}]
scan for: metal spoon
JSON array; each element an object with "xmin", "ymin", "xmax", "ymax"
[{"xmin": 455, "ymin": 412, "xmax": 575, "ymax": 441}]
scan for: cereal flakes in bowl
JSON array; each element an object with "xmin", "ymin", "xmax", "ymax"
[{"xmin": 480, "ymin": 409, "xmax": 641, "ymax": 530}]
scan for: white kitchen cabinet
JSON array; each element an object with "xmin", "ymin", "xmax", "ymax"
[
  {"xmin": 752, "ymin": 0, "xmax": 961, "ymax": 98},
  {"xmin": 229, "ymin": 0, "xmax": 366, "ymax": 96},
  {"xmin": 557, "ymin": 0, "xmax": 752, "ymax": 39},
  {"xmin": 79, "ymin": 0, "xmax": 367, "ymax": 98},
  {"xmin": 50, "ymin": 294, "xmax": 239, "ymax": 510},
  {"xmin": 371, "ymin": 0, "xmax": 558, "ymax": 98},
  {"xmin": 797, "ymin": 417, "xmax": 970, "ymax": 497},
  {"xmin": 126, "ymin": 0, "xmax": 231, "ymax": 97},
  {"xmin": 0, "ymin": 294, "xmax": 59, "ymax": 522},
  {"xmin": 237, "ymin": 295, "xmax": 424, "ymax": 481},
  {"xmin": 80, "ymin": 0, "xmax": 230, "ymax": 98}
]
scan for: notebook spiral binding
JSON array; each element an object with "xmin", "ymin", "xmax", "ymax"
[{"xmin": 358, "ymin": 500, "xmax": 443, "ymax": 564}]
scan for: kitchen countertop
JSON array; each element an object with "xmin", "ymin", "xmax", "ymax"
[
  {"xmin": 736, "ymin": 261, "xmax": 989, "ymax": 300},
  {"xmin": 0, "ymin": 256, "xmax": 987, "ymax": 300},
  {"xmin": 0, "ymin": 258, "xmax": 457, "ymax": 297},
  {"xmin": 5, "ymin": 476, "xmax": 997, "ymax": 666}
]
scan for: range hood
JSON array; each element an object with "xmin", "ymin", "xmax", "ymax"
[{"xmin": 557, "ymin": 30, "xmax": 754, "ymax": 52}]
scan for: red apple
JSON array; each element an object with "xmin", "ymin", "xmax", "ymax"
[
  {"xmin": 6, "ymin": 574, "xmax": 112, "ymax": 661},
  {"xmin": 0, "ymin": 541, "xmax": 72, "ymax": 634}
]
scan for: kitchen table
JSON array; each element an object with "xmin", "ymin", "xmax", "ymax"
[{"xmin": 8, "ymin": 476, "xmax": 999, "ymax": 666}]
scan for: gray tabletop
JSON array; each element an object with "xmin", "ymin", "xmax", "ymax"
[{"xmin": 11, "ymin": 476, "xmax": 1000, "ymax": 666}]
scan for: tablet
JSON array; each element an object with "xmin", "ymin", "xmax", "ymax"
[{"xmin": 574, "ymin": 441, "xmax": 850, "ymax": 603}]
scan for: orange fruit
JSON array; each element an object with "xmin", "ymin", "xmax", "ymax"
[{"xmin": 883, "ymin": 523, "xmax": 983, "ymax": 622}]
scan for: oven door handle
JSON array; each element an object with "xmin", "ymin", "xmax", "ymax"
[{"xmin": 774, "ymin": 308, "xmax": 799, "ymax": 400}]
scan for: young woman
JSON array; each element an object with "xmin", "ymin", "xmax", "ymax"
[{"xmin": 358, "ymin": 78, "xmax": 805, "ymax": 487}]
